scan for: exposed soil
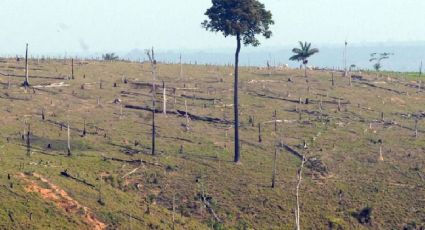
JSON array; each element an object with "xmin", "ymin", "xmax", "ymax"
[{"xmin": 17, "ymin": 172, "xmax": 106, "ymax": 230}]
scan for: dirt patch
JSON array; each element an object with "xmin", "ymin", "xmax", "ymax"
[
  {"xmin": 17, "ymin": 172, "xmax": 106, "ymax": 230},
  {"xmin": 390, "ymin": 96, "xmax": 406, "ymax": 106}
]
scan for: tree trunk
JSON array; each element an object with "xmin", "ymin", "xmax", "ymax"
[
  {"xmin": 67, "ymin": 123, "xmax": 71, "ymax": 156},
  {"xmin": 180, "ymin": 53, "xmax": 183, "ymax": 80},
  {"xmin": 27, "ymin": 123, "xmax": 31, "ymax": 156},
  {"xmin": 234, "ymin": 34, "xmax": 241, "ymax": 163},
  {"xmin": 71, "ymin": 58, "xmax": 74, "ymax": 80},
  {"xmin": 304, "ymin": 63, "xmax": 307, "ymax": 78},
  {"xmin": 24, "ymin": 43, "xmax": 30, "ymax": 87},
  {"xmin": 163, "ymin": 81, "xmax": 167, "ymax": 116},
  {"xmin": 184, "ymin": 100, "xmax": 190, "ymax": 131},
  {"xmin": 271, "ymin": 147, "xmax": 277, "ymax": 188},
  {"xmin": 150, "ymin": 48, "xmax": 156, "ymax": 155},
  {"xmin": 152, "ymin": 92, "xmax": 156, "ymax": 155},
  {"xmin": 258, "ymin": 123, "xmax": 262, "ymax": 143}
]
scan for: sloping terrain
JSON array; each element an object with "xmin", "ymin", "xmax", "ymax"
[{"xmin": 0, "ymin": 58, "xmax": 424, "ymax": 229}]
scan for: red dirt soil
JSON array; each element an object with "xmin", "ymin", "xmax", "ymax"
[{"xmin": 17, "ymin": 172, "xmax": 106, "ymax": 230}]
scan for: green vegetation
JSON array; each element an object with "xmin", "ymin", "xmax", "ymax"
[
  {"xmin": 0, "ymin": 57, "xmax": 423, "ymax": 229},
  {"xmin": 289, "ymin": 41, "xmax": 319, "ymax": 77},
  {"xmin": 202, "ymin": 0, "xmax": 274, "ymax": 163},
  {"xmin": 102, "ymin": 53, "xmax": 119, "ymax": 61}
]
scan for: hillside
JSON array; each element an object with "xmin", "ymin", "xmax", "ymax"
[{"xmin": 0, "ymin": 58, "xmax": 424, "ymax": 229}]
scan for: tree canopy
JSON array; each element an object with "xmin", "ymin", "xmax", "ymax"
[
  {"xmin": 369, "ymin": 52, "xmax": 393, "ymax": 71},
  {"xmin": 202, "ymin": 0, "xmax": 274, "ymax": 46},
  {"xmin": 289, "ymin": 41, "xmax": 319, "ymax": 65},
  {"xmin": 102, "ymin": 53, "xmax": 119, "ymax": 61}
]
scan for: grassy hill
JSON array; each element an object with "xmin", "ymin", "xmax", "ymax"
[{"xmin": 0, "ymin": 58, "xmax": 423, "ymax": 229}]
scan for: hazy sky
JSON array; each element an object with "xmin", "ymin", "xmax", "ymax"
[{"xmin": 1, "ymin": 0, "xmax": 425, "ymax": 55}]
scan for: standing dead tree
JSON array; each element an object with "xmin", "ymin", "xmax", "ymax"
[
  {"xmin": 415, "ymin": 119, "xmax": 419, "ymax": 138},
  {"xmin": 162, "ymin": 81, "xmax": 167, "ymax": 116},
  {"xmin": 146, "ymin": 47, "xmax": 157, "ymax": 155},
  {"xmin": 295, "ymin": 156, "xmax": 306, "ymax": 230},
  {"xmin": 271, "ymin": 111, "xmax": 279, "ymax": 188},
  {"xmin": 179, "ymin": 53, "xmax": 183, "ymax": 80},
  {"xmin": 71, "ymin": 58, "xmax": 74, "ymax": 80},
  {"xmin": 23, "ymin": 43, "xmax": 30, "ymax": 88},
  {"xmin": 26, "ymin": 123, "xmax": 31, "ymax": 156},
  {"xmin": 184, "ymin": 100, "xmax": 191, "ymax": 131},
  {"xmin": 82, "ymin": 120, "xmax": 87, "ymax": 137},
  {"xmin": 258, "ymin": 123, "xmax": 262, "ymax": 143},
  {"xmin": 417, "ymin": 61, "xmax": 422, "ymax": 93},
  {"xmin": 271, "ymin": 146, "xmax": 278, "ymax": 188},
  {"xmin": 67, "ymin": 122, "xmax": 71, "ymax": 156},
  {"xmin": 343, "ymin": 40, "xmax": 348, "ymax": 77}
]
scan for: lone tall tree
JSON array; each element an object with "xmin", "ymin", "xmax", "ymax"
[
  {"xmin": 202, "ymin": 0, "xmax": 274, "ymax": 163},
  {"xmin": 289, "ymin": 41, "xmax": 319, "ymax": 78}
]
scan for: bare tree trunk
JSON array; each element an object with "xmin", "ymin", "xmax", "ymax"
[
  {"xmin": 304, "ymin": 63, "xmax": 307, "ymax": 78},
  {"xmin": 185, "ymin": 100, "xmax": 190, "ymax": 131},
  {"xmin": 71, "ymin": 58, "xmax": 74, "ymax": 80},
  {"xmin": 180, "ymin": 53, "xmax": 183, "ymax": 80},
  {"xmin": 163, "ymin": 81, "xmax": 167, "ymax": 116},
  {"xmin": 343, "ymin": 41, "xmax": 348, "ymax": 78},
  {"xmin": 82, "ymin": 120, "xmax": 86, "ymax": 137},
  {"xmin": 337, "ymin": 98, "xmax": 341, "ymax": 112},
  {"xmin": 67, "ymin": 122, "xmax": 71, "ymax": 156},
  {"xmin": 271, "ymin": 147, "xmax": 277, "ymax": 188},
  {"xmin": 349, "ymin": 74, "xmax": 352, "ymax": 87},
  {"xmin": 379, "ymin": 144, "xmax": 384, "ymax": 161},
  {"xmin": 258, "ymin": 123, "xmax": 262, "ymax": 143},
  {"xmin": 146, "ymin": 47, "xmax": 157, "ymax": 155},
  {"xmin": 234, "ymin": 34, "xmax": 241, "ymax": 163},
  {"xmin": 27, "ymin": 123, "xmax": 31, "ymax": 156},
  {"xmin": 151, "ymin": 90, "xmax": 156, "ymax": 155},
  {"xmin": 295, "ymin": 157, "xmax": 306, "ymax": 230},
  {"xmin": 418, "ymin": 60, "xmax": 422, "ymax": 93},
  {"xmin": 23, "ymin": 43, "xmax": 30, "ymax": 88},
  {"xmin": 120, "ymin": 104, "xmax": 123, "ymax": 119},
  {"xmin": 172, "ymin": 193, "xmax": 176, "ymax": 230},
  {"xmin": 41, "ymin": 108, "xmax": 45, "ymax": 120},
  {"xmin": 415, "ymin": 119, "xmax": 419, "ymax": 138}
]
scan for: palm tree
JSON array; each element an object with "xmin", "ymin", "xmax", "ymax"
[{"xmin": 289, "ymin": 41, "xmax": 319, "ymax": 78}]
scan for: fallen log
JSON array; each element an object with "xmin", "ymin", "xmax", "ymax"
[
  {"xmin": 60, "ymin": 170, "xmax": 95, "ymax": 188},
  {"xmin": 281, "ymin": 143, "xmax": 303, "ymax": 159},
  {"xmin": 281, "ymin": 144, "xmax": 328, "ymax": 176},
  {"xmin": 102, "ymin": 156, "xmax": 162, "ymax": 167},
  {"xmin": 125, "ymin": 104, "xmax": 230, "ymax": 124},
  {"xmin": 247, "ymin": 91, "xmax": 299, "ymax": 103},
  {"xmin": 176, "ymin": 109, "xmax": 231, "ymax": 124},
  {"xmin": 45, "ymin": 119, "xmax": 99, "ymax": 135},
  {"xmin": 124, "ymin": 104, "xmax": 177, "ymax": 115},
  {"xmin": 129, "ymin": 81, "xmax": 176, "ymax": 91},
  {"xmin": 356, "ymin": 81, "xmax": 405, "ymax": 95},
  {"xmin": 180, "ymin": 94, "xmax": 221, "ymax": 102},
  {"xmin": 122, "ymin": 167, "xmax": 141, "ymax": 179}
]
